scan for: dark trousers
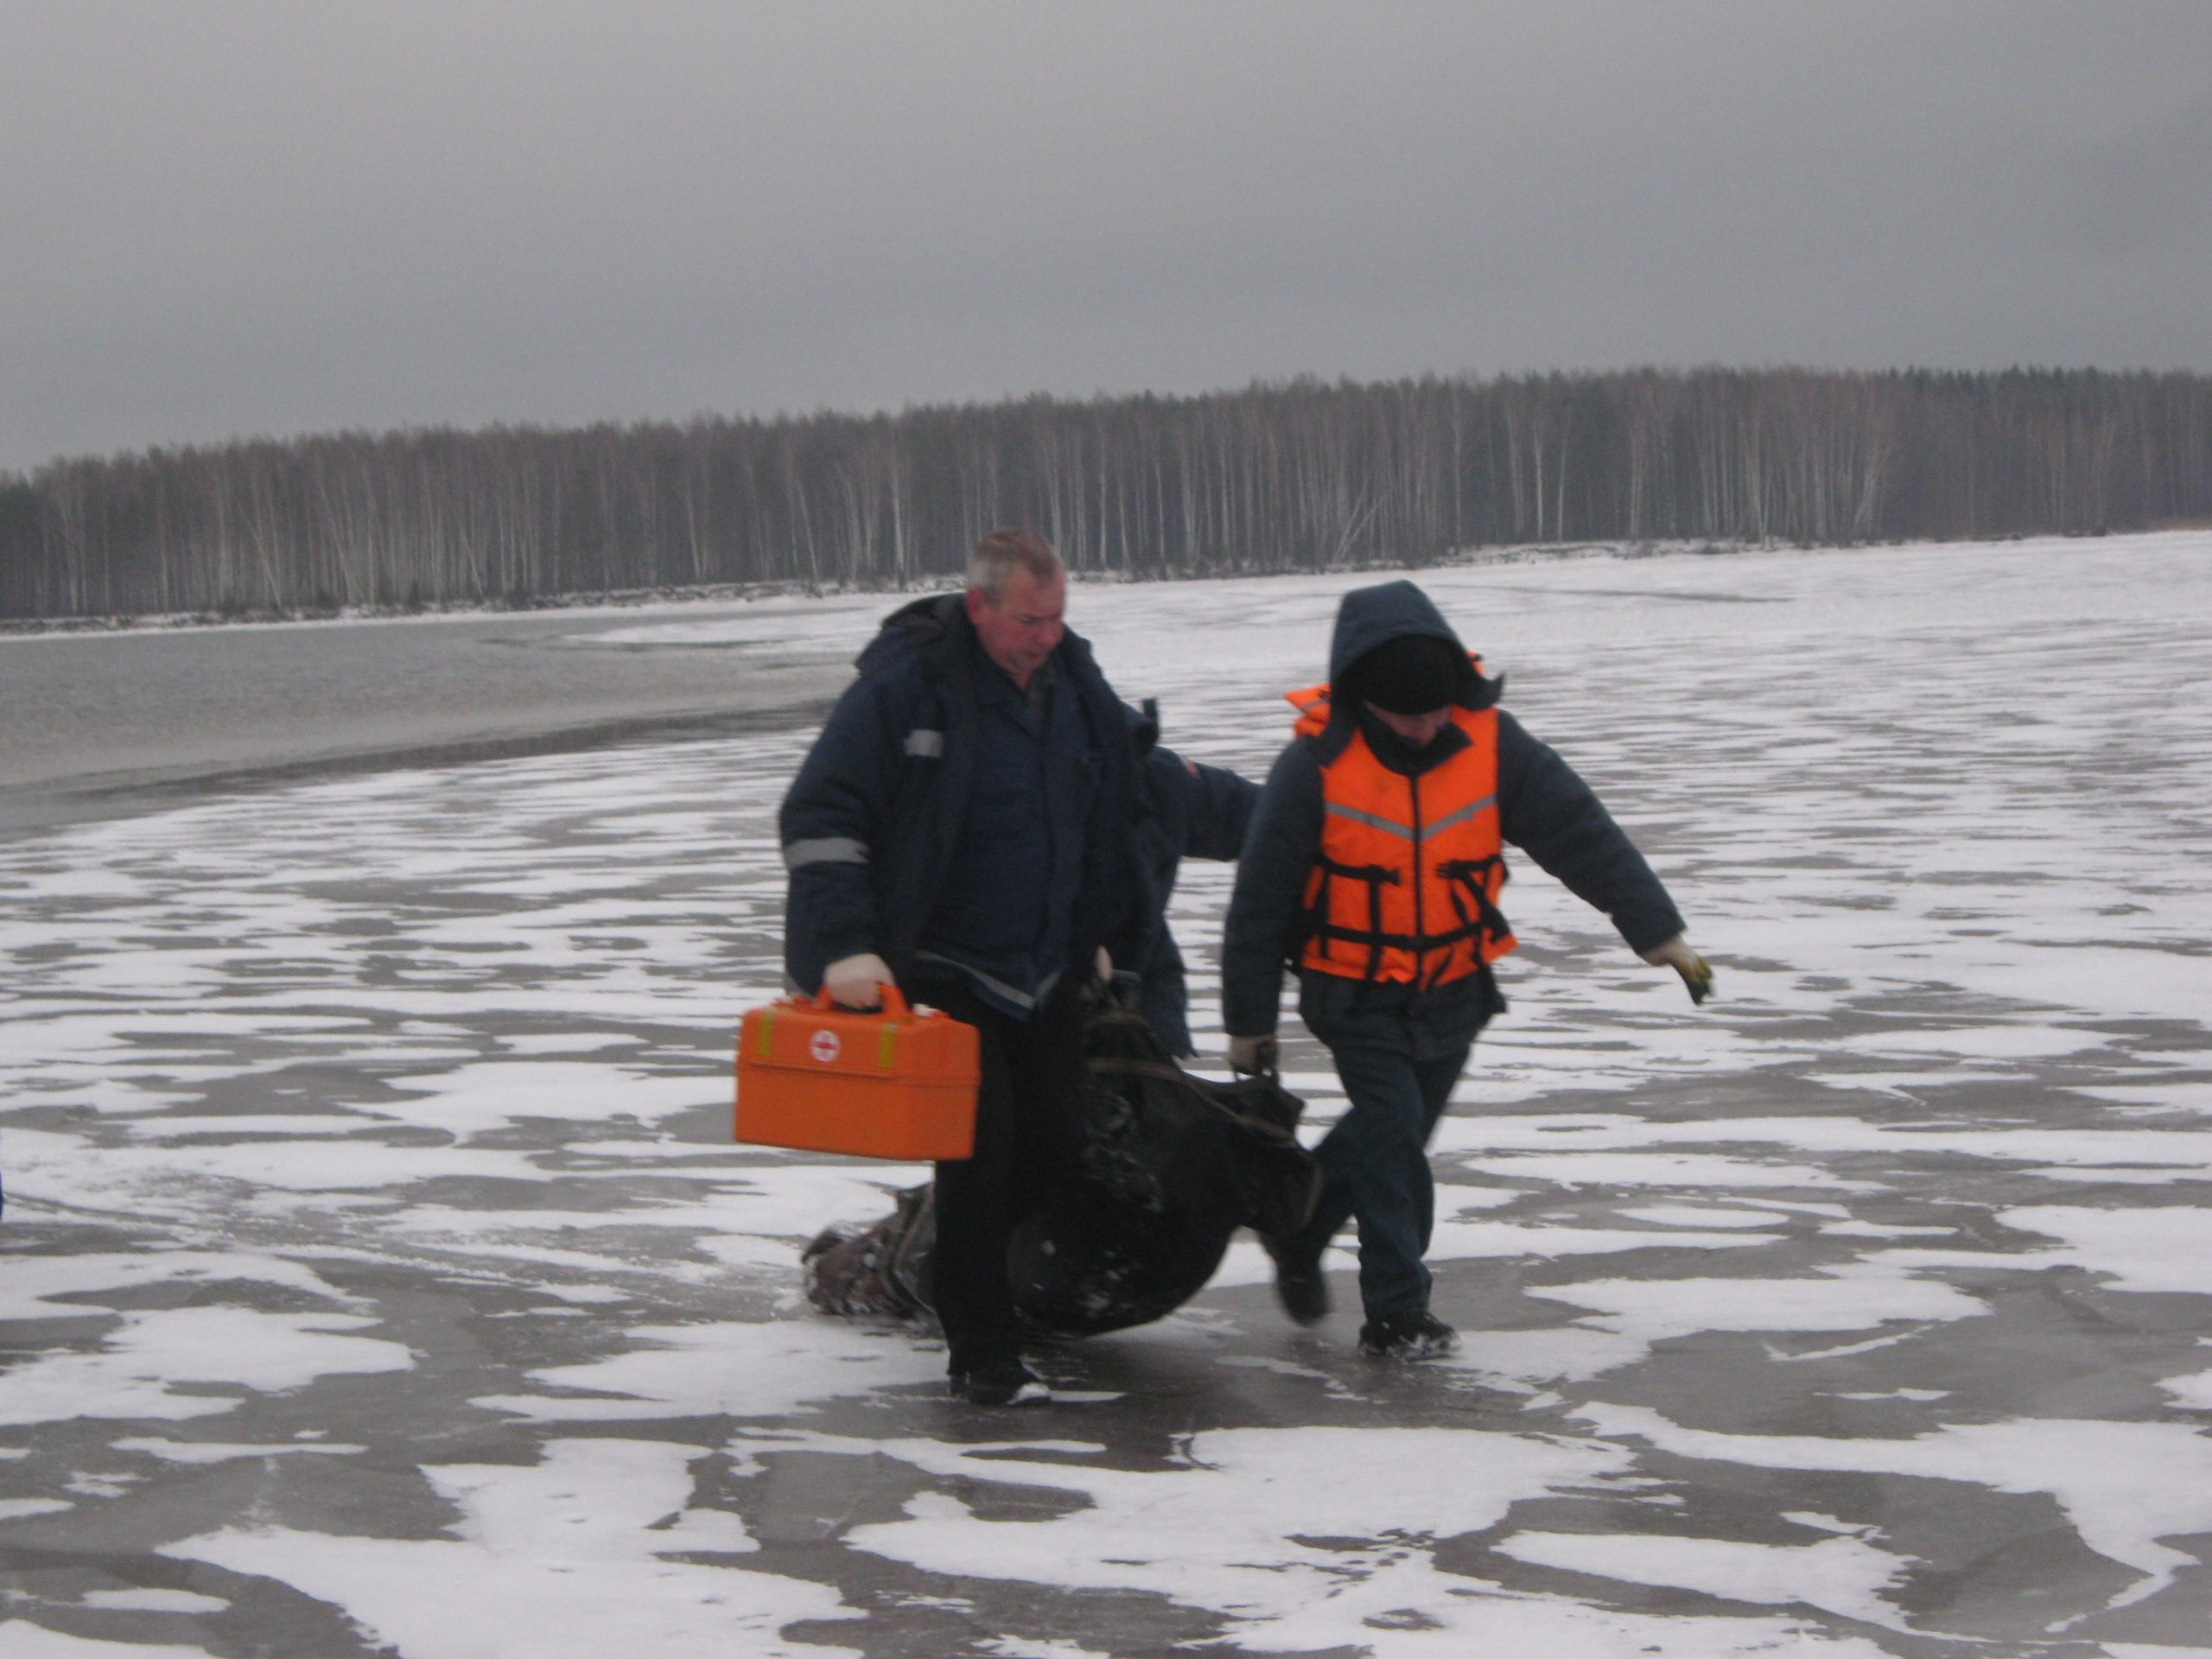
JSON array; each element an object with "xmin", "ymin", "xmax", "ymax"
[
  {"xmin": 922, "ymin": 977, "xmax": 1087, "ymax": 1372},
  {"xmin": 1288, "ymin": 1041, "xmax": 1470, "ymax": 1320}
]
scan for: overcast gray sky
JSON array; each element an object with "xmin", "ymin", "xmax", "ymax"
[{"xmin": 4, "ymin": 1, "xmax": 2209, "ymax": 476}]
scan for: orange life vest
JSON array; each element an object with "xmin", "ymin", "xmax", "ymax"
[{"xmin": 1287, "ymin": 677, "xmax": 1517, "ymax": 987}]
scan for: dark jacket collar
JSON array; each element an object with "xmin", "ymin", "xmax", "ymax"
[
  {"xmin": 858, "ymin": 589, "xmax": 1105, "ymax": 695},
  {"xmin": 1350, "ymin": 702, "xmax": 1471, "ymax": 775}
]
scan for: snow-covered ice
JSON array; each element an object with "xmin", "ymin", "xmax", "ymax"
[{"xmin": 4, "ymin": 532, "xmax": 2212, "ymax": 1656}]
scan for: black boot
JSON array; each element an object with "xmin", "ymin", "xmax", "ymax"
[
  {"xmin": 1262, "ymin": 1234, "xmax": 1331, "ymax": 1326},
  {"xmin": 949, "ymin": 1353, "xmax": 1051, "ymax": 1406},
  {"xmin": 1357, "ymin": 1307, "xmax": 1459, "ymax": 1360}
]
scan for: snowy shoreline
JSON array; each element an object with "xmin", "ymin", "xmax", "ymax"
[{"xmin": 0, "ymin": 536, "xmax": 1808, "ymax": 640}]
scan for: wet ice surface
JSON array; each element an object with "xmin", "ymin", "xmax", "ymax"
[{"xmin": 4, "ymin": 533, "xmax": 2212, "ymax": 1657}]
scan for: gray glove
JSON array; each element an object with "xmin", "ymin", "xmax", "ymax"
[{"xmin": 1226, "ymin": 1033, "xmax": 1279, "ymax": 1076}]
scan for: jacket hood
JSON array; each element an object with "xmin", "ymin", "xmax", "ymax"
[
  {"xmin": 855, "ymin": 592, "xmax": 963, "ymax": 676},
  {"xmin": 1326, "ymin": 580, "xmax": 1497, "ymax": 710}
]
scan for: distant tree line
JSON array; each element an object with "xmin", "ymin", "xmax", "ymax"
[{"xmin": 3, "ymin": 365, "xmax": 2208, "ymax": 621}]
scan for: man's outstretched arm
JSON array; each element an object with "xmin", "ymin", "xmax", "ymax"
[{"xmin": 1493, "ymin": 709, "xmax": 1686, "ymax": 957}]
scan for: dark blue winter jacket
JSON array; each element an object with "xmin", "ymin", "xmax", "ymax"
[
  {"xmin": 1222, "ymin": 579, "xmax": 1686, "ymax": 1058},
  {"xmin": 779, "ymin": 593, "xmax": 1142, "ymax": 1016}
]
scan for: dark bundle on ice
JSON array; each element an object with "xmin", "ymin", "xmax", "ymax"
[{"xmin": 803, "ymin": 992, "xmax": 1318, "ymax": 1337}]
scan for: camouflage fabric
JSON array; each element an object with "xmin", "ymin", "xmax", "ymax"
[{"xmin": 801, "ymin": 989, "xmax": 1318, "ymax": 1338}]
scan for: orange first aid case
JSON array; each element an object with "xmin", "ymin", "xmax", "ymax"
[{"xmin": 734, "ymin": 986, "xmax": 980, "ymax": 1160}]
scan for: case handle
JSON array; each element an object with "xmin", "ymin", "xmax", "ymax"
[{"xmin": 814, "ymin": 982, "xmax": 910, "ymax": 1019}]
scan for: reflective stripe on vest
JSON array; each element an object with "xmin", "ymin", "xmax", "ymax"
[{"xmin": 1286, "ymin": 681, "xmax": 1517, "ymax": 987}]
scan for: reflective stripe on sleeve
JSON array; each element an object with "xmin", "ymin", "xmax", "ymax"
[
  {"xmin": 783, "ymin": 836, "xmax": 869, "ymax": 870},
  {"xmin": 904, "ymin": 728, "xmax": 945, "ymax": 758},
  {"xmin": 913, "ymin": 950, "xmax": 1058, "ymax": 1012}
]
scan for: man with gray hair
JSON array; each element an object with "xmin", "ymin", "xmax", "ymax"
[{"xmin": 780, "ymin": 527, "xmax": 1142, "ymax": 1405}]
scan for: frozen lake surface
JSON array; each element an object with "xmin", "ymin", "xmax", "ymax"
[
  {"xmin": 4, "ymin": 533, "xmax": 2212, "ymax": 1656},
  {"xmin": 0, "ymin": 600, "xmax": 852, "ymax": 833}
]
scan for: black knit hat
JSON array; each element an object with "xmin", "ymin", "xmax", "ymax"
[{"xmin": 1346, "ymin": 634, "xmax": 1460, "ymax": 715}]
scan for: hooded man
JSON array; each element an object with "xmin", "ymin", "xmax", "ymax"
[{"xmin": 1220, "ymin": 579, "xmax": 1710, "ymax": 1359}]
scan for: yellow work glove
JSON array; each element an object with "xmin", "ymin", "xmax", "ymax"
[
  {"xmin": 1641, "ymin": 936, "xmax": 1714, "ymax": 1006},
  {"xmin": 822, "ymin": 952, "xmax": 893, "ymax": 1010}
]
